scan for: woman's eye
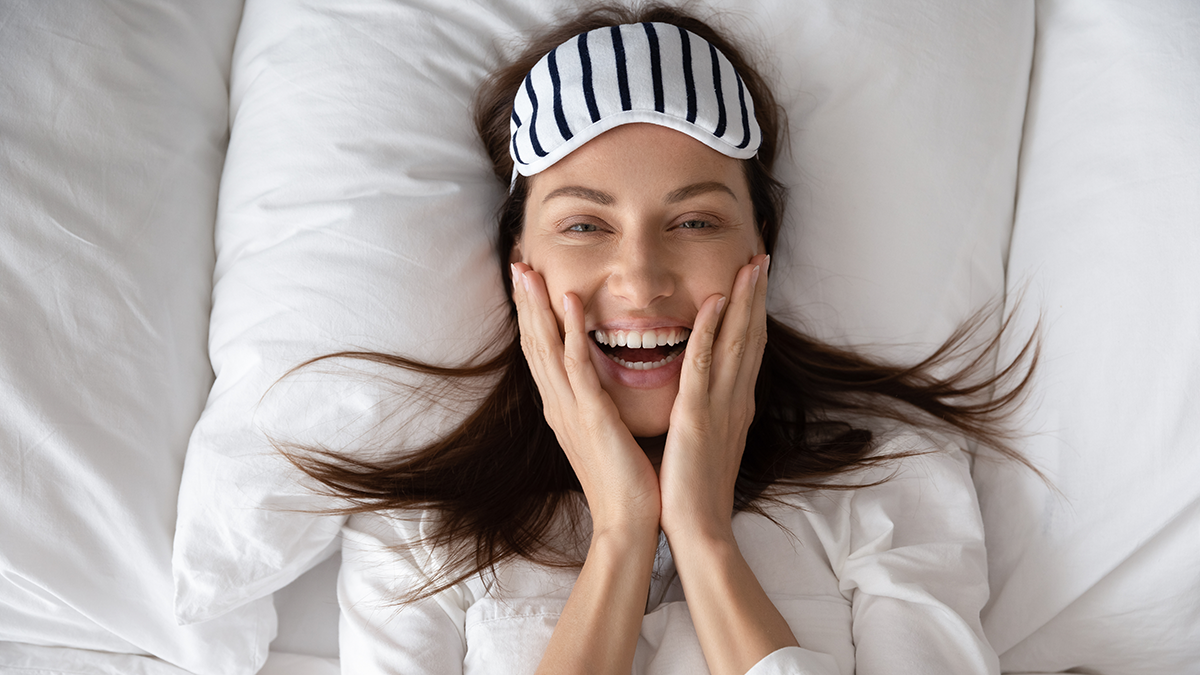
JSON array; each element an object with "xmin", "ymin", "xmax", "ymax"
[
  {"xmin": 567, "ymin": 222, "xmax": 599, "ymax": 233},
  {"xmin": 679, "ymin": 219, "xmax": 712, "ymax": 229}
]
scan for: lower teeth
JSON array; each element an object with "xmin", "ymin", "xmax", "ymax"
[{"xmin": 607, "ymin": 347, "xmax": 684, "ymax": 371}]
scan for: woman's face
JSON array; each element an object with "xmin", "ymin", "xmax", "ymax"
[{"xmin": 514, "ymin": 123, "xmax": 763, "ymax": 437}]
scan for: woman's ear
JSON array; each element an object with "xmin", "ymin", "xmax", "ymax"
[{"xmin": 509, "ymin": 241, "xmax": 523, "ymax": 264}]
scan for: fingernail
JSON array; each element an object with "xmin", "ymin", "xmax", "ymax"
[
  {"xmin": 763, "ymin": 254, "xmax": 771, "ymax": 274},
  {"xmin": 522, "ymin": 271, "xmax": 531, "ymax": 293},
  {"xmin": 716, "ymin": 296, "xmax": 727, "ymax": 314},
  {"xmin": 751, "ymin": 265, "xmax": 761, "ymax": 288},
  {"xmin": 510, "ymin": 263, "xmax": 518, "ymax": 288},
  {"xmin": 562, "ymin": 293, "xmax": 571, "ymax": 312}
]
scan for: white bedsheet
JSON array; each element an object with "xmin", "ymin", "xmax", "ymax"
[{"xmin": 0, "ymin": 643, "xmax": 338, "ymax": 675}]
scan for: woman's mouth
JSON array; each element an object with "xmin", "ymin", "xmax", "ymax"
[{"xmin": 591, "ymin": 328, "xmax": 691, "ymax": 371}]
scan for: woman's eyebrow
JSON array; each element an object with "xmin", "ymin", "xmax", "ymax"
[
  {"xmin": 664, "ymin": 181, "xmax": 737, "ymax": 203},
  {"xmin": 542, "ymin": 186, "xmax": 615, "ymax": 205}
]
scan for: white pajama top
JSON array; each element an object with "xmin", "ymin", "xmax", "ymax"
[{"xmin": 337, "ymin": 427, "xmax": 1000, "ymax": 675}]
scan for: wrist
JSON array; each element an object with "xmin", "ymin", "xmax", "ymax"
[
  {"xmin": 588, "ymin": 494, "xmax": 661, "ymax": 545},
  {"xmin": 660, "ymin": 507, "xmax": 735, "ymax": 548},
  {"xmin": 665, "ymin": 526, "xmax": 739, "ymax": 569},
  {"xmin": 587, "ymin": 523, "xmax": 660, "ymax": 569},
  {"xmin": 667, "ymin": 527, "xmax": 800, "ymax": 675}
]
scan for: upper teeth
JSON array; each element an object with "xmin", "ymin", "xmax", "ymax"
[{"xmin": 592, "ymin": 328, "xmax": 690, "ymax": 349}]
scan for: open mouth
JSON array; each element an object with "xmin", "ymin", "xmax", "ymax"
[{"xmin": 591, "ymin": 328, "xmax": 690, "ymax": 371}]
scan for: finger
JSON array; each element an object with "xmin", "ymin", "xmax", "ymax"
[
  {"xmin": 511, "ymin": 264, "xmax": 546, "ymax": 379},
  {"xmin": 511, "ymin": 263, "xmax": 556, "ymax": 404},
  {"xmin": 512, "ymin": 263, "xmax": 576, "ymax": 406},
  {"xmin": 734, "ymin": 253, "xmax": 770, "ymax": 393},
  {"xmin": 559, "ymin": 291, "xmax": 606, "ymax": 404},
  {"xmin": 710, "ymin": 256, "xmax": 764, "ymax": 396},
  {"xmin": 727, "ymin": 254, "xmax": 771, "ymax": 398},
  {"xmin": 676, "ymin": 291, "xmax": 726, "ymax": 410},
  {"xmin": 519, "ymin": 265, "xmax": 574, "ymax": 395}
]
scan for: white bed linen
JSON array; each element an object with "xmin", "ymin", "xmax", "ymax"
[
  {"xmin": 271, "ymin": 550, "xmax": 341, "ymax": 659},
  {"xmin": 0, "ymin": 644, "xmax": 338, "ymax": 675},
  {"xmin": 0, "ymin": 643, "xmax": 192, "ymax": 675},
  {"xmin": 977, "ymin": 0, "xmax": 1200, "ymax": 672},
  {"xmin": 0, "ymin": 0, "xmax": 271, "ymax": 673},
  {"xmin": 259, "ymin": 652, "xmax": 340, "ymax": 675},
  {"xmin": 172, "ymin": 5, "xmax": 1033, "ymax": 661},
  {"xmin": 339, "ymin": 430, "xmax": 998, "ymax": 675},
  {"xmin": 4, "ymin": 0, "xmax": 1197, "ymax": 672}
]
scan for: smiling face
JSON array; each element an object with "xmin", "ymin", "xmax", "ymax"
[{"xmin": 514, "ymin": 123, "xmax": 763, "ymax": 437}]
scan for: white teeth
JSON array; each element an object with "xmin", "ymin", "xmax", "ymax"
[
  {"xmin": 607, "ymin": 347, "xmax": 685, "ymax": 371},
  {"xmin": 591, "ymin": 328, "xmax": 691, "ymax": 349}
]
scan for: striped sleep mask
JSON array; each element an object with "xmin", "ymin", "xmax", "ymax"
[{"xmin": 509, "ymin": 21, "xmax": 762, "ymax": 185}]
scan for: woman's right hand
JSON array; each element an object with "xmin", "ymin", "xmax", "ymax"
[
  {"xmin": 514, "ymin": 262, "xmax": 660, "ymax": 674},
  {"xmin": 511, "ymin": 263, "xmax": 661, "ymax": 539}
]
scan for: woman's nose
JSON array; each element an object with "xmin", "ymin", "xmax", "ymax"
[{"xmin": 605, "ymin": 238, "xmax": 674, "ymax": 308}]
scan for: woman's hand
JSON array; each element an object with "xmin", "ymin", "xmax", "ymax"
[
  {"xmin": 658, "ymin": 253, "xmax": 769, "ymax": 542},
  {"xmin": 512, "ymin": 262, "xmax": 662, "ymax": 675},
  {"xmin": 510, "ymin": 262, "xmax": 661, "ymax": 538},
  {"xmin": 656, "ymin": 253, "xmax": 798, "ymax": 675}
]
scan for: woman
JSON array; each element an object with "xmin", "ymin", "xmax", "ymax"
[{"xmin": 290, "ymin": 5, "xmax": 1036, "ymax": 674}]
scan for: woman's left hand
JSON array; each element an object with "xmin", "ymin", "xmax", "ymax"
[
  {"xmin": 658, "ymin": 253, "xmax": 769, "ymax": 542},
  {"xmin": 657, "ymin": 254, "xmax": 798, "ymax": 675}
]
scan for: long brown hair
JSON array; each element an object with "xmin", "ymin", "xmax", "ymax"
[{"xmin": 281, "ymin": 3, "xmax": 1039, "ymax": 601}]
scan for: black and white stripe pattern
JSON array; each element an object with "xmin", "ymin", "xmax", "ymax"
[{"xmin": 510, "ymin": 22, "xmax": 761, "ymax": 182}]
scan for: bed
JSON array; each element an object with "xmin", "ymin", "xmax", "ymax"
[{"xmin": 1, "ymin": 0, "xmax": 1197, "ymax": 673}]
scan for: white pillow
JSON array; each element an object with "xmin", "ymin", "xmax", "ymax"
[
  {"xmin": 171, "ymin": 0, "xmax": 510, "ymax": 625},
  {"xmin": 762, "ymin": 1, "xmax": 1031, "ymax": 355},
  {"xmin": 172, "ymin": 0, "xmax": 1033, "ymax": 644},
  {"xmin": 0, "ymin": 1, "xmax": 264, "ymax": 674},
  {"xmin": 976, "ymin": 0, "xmax": 1200, "ymax": 672}
]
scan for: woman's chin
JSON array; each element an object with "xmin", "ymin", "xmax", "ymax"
[
  {"xmin": 625, "ymin": 417, "xmax": 670, "ymax": 439},
  {"xmin": 617, "ymin": 398, "xmax": 673, "ymax": 438}
]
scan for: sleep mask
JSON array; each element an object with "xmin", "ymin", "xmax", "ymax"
[{"xmin": 509, "ymin": 21, "xmax": 762, "ymax": 188}]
